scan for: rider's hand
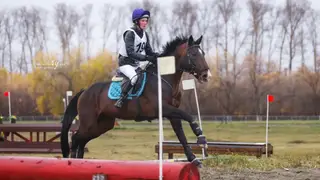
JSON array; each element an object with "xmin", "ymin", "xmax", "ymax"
[
  {"xmin": 146, "ymin": 55, "xmax": 157, "ymax": 64},
  {"xmin": 154, "ymin": 52, "xmax": 160, "ymax": 57}
]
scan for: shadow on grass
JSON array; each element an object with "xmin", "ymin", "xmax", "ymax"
[{"xmin": 288, "ymin": 140, "xmax": 320, "ymax": 144}]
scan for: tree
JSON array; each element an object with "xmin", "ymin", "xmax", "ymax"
[
  {"xmin": 246, "ymin": 0, "xmax": 271, "ymax": 118},
  {"xmin": 100, "ymin": 3, "xmax": 116, "ymax": 52},
  {"xmin": 166, "ymin": 0, "xmax": 198, "ymax": 38},
  {"xmin": 142, "ymin": 0, "xmax": 163, "ymax": 51},
  {"xmin": 282, "ymin": 0, "xmax": 310, "ymax": 73},
  {"xmin": 0, "ymin": 9, "xmax": 7, "ymax": 68},
  {"xmin": 113, "ymin": 6, "xmax": 127, "ymax": 53},
  {"xmin": 53, "ymin": 3, "xmax": 79, "ymax": 63},
  {"xmin": 4, "ymin": 9, "xmax": 18, "ymax": 73},
  {"xmin": 16, "ymin": 6, "xmax": 28, "ymax": 73},
  {"xmin": 296, "ymin": 67, "xmax": 320, "ymax": 115},
  {"xmin": 196, "ymin": 0, "xmax": 216, "ymax": 54},
  {"xmin": 265, "ymin": 5, "xmax": 280, "ymax": 72},
  {"xmin": 82, "ymin": 4, "xmax": 93, "ymax": 60},
  {"xmin": 306, "ymin": 9, "xmax": 320, "ymax": 72},
  {"xmin": 217, "ymin": 0, "xmax": 237, "ymax": 76}
]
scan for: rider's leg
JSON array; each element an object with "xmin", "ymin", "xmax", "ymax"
[{"xmin": 114, "ymin": 65, "xmax": 138, "ymax": 108}]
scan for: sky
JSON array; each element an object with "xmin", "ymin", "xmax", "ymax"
[{"xmin": 1, "ymin": 0, "xmax": 320, "ymax": 71}]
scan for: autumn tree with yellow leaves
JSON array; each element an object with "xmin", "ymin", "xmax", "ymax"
[
  {"xmin": 0, "ymin": 48, "xmax": 117, "ymax": 116},
  {"xmin": 1, "ymin": 47, "xmax": 320, "ymax": 116},
  {"xmin": 1, "ymin": 1, "xmax": 320, "ymax": 117}
]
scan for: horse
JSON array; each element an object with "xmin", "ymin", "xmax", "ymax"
[{"xmin": 60, "ymin": 35, "xmax": 210, "ymax": 167}]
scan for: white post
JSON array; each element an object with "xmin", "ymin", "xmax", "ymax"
[
  {"xmin": 266, "ymin": 94, "xmax": 269, "ymax": 158},
  {"xmin": 63, "ymin": 98, "xmax": 66, "ymax": 111},
  {"xmin": 66, "ymin": 91, "xmax": 73, "ymax": 105},
  {"xmin": 66, "ymin": 91, "xmax": 74, "ymax": 124},
  {"xmin": 157, "ymin": 56, "xmax": 175, "ymax": 180},
  {"xmin": 8, "ymin": 92, "xmax": 11, "ymax": 123},
  {"xmin": 157, "ymin": 63, "xmax": 163, "ymax": 180},
  {"xmin": 193, "ymin": 84, "xmax": 205, "ymax": 159},
  {"xmin": 66, "ymin": 91, "xmax": 74, "ymax": 141}
]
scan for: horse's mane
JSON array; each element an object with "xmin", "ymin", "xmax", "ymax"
[
  {"xmin": 159, "ymin": 35, "xmax": 189, "ymax": 57},
  {"xmin": 144, "ymin": 35, "xmax": 189, "ymax": 72}
]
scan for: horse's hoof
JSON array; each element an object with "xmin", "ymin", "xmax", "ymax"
[
  {"xmin": 191, "ymin": 158, "xmax": 203, "ymax": 168},
  {"xmin": 197, "ymin": 135, "xmax": 208, "ymax": 149}
]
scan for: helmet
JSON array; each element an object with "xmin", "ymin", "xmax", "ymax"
[{"xmin": 132, "ymin": 8, "xmax": 150, "ymax": 23}]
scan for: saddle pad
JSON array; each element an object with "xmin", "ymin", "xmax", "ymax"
[{"xmin": 108, "ymin": 72, "xmax": 147, "ymax": 100}]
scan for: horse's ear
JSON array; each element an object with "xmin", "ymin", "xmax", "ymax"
[
  {"xmin": 188, "ymin": 35, "xmax": 194, "ymax": 45},
  {"xmin": 195, "ymin": 35, "xmax": 203, "ymax": 45}
]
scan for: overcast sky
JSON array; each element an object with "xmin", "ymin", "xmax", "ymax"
[{"xmin": 1, "ymin": 0, "xmax": 320, "ymax": 70}]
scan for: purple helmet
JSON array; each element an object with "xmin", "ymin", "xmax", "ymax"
[{"xmin": 132, "ymin": 8, "xmax": 150, "ymax": 23}]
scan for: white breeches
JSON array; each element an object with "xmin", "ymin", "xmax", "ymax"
[{"xmin": 118, "ymin": 61, "xmax": 151, "ymax": 85}]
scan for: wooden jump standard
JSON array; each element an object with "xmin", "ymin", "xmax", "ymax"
[
  {"xmin": 0, "ymin": 123, "xmax": 88, "ymax": 153},
  {"xmin": 155, "ymin": 141, "xmax": 273, "ymax": 159}
]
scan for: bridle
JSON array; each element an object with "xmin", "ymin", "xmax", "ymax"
[
  {"xmin": 142, "ymin": 44, "xmax": 207, "ymax": 90},
  {"xmin": 178, "ymin": 44, "xmax": 207, "ymax": 76}
]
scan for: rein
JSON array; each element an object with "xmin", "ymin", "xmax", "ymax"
[{"xmin": 142, "ymin": 44, "xmax": 206, "ymax": 90}]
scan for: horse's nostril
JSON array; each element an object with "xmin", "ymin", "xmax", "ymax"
[{"xmin": 202, "ymin": 73, "xmax": 208, "ymax": 78}]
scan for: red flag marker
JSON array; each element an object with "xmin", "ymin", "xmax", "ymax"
[
  {"xmin": 267, "ymin": 94, "xmax": 274, "ymax": 102},
  {"xmin": 3, "ymin": 91, "xmax": 9, "ymax": 97}
]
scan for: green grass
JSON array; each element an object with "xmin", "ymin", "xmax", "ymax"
[{"xmin": 2, "ymin": 120, "xmax": 320, "ymax": 170}]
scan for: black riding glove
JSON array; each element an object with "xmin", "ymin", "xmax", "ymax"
[
  {"xmin": 146, "ymin": 55, "xmax": 157, "ymax": 64},
  {"xmin": 153, "ymin": 52, "xmax": 160, "ymax": 57}
]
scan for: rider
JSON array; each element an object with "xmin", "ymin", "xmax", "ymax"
[{"xmin": 114, "ymin": 8, "xmax": 158, "ymax": 108}]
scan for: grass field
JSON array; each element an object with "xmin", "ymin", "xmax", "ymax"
[{"xmin": 2, "ymin": 120, "xmax": 320, "ymax": 172}]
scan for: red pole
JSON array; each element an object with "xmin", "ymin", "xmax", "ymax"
[{"xmin": 0, "ymin": 156, "xmax": 200, "ymax": 180}]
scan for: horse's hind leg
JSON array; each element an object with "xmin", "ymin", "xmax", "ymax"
[
  {"xmin": 75, "ymin": 134, "xmax": 92, "ymax": 159},
  {"xmin": 70, "ymin": 131, "xmax": 90, "ymax": 158},
  {"xmin": 70, "ymin": 132, "xmax": 80, "ymax": 158},
  {"xmin": 69, "ymin": 111, "xmax": 97, "ymax": 158},
  {"xmin": 75, "ymin": 115, "xmax": 116, "ymax": 159}
]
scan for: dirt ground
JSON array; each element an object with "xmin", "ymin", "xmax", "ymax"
[{"xmin": 200, "ymin": 168, "xmax": 320, "ymax": 180}]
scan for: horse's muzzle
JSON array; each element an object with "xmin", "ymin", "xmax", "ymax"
[{"xmin": 195, "ymin": 70, "xmax": 209, "ymax": 83}]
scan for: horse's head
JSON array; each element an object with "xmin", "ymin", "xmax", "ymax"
[{"xmin": 177, "ymin": 35, "xmax": 209, "ymax": 83}]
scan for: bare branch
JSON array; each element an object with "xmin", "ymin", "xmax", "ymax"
[
  {"xmin": 53, "ymin": 3, "xmax": 79, "ymax": 63},
  {"xmin": 100, "ymin": 3, "xmax": 115, "ymax": 52}
]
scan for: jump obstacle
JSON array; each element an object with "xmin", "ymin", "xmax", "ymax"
[
  {"xmin": 153, "ymin": 78, "xmax": 275, "ymax": 161},
  {"xmin": 0, "ymin": 156, "xmax": 200, "ymax": 180},
  {"xmin": 155, "ymin": 141, "xmax": 273, "ymax": 160},
  {"xmin": 0, "ymin": 120, "xmax": 121, "ymax": 153},
  {"xmin": 0, "ymin": 123, "xmax": 88, "ymax": 153}
]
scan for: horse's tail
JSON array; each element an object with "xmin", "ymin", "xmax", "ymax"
[{"xmin": 60, "ymin": 88, "xmax": 85, "ymax": 158}]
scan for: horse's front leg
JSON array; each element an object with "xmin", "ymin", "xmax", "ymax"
[
  {"xmin": 168, "ymin": 118, "xmax": 202, "ymax": 167},
  {"xmin": 163, "ymin": 106, "xmax": 208, "ymax": 156}
]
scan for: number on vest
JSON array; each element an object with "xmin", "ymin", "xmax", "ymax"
[{"xmin": 136, "ymin": 42, "xmax": 146, "ymax": 53}]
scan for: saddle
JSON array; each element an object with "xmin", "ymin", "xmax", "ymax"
[{"xmin": 108, "ymin": 68, "xmax": 147, "ymax": 100}]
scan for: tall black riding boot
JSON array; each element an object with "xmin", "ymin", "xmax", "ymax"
[{"xmin": 114, "ymin": 83, "xmax": 133, "ymax": 108}]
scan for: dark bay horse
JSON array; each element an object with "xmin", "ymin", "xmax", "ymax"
[{"xmin": 60, "ymin": 35, "xmax": 210, "ymax": 167}]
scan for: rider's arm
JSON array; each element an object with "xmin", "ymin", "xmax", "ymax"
[
  {"xmin": 145, "ymin": 33, "xmax": 158, "ymax": 56},
  {"xmin": 124, "ymin": 31, "xmax": 147, "ymax": 61}
]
